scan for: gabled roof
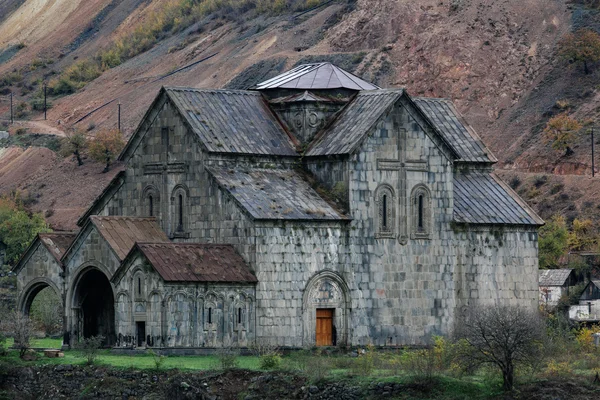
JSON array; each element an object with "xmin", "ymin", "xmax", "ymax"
[
  {"xmin": 76, "ymin": 169, "xmax": 126, "ymax": 227},
  {"xmin": 413, "ymin": 98, "xmax": 496, "ymax": 164},
  {"xmin": 539, "ymin": 269, "xmax": 574, "ymax": 286},
  {"xmin": 207, "ymin": 167, "xmax": 348, "ymax": 221},
  {"xmin": 254, "ymin": 62, "xmax": 380, "ymax": 91},
  {"xmin": 164, "ymin": 87, "xmax": 297, "ymax": 156},
  {"xmin": 39, "ymin": 233, "xmax": 77, "ymax": 263},
  {"xmin": 453, "ymin": 172, "xmax": 543, "ymax": 225},
  {"xmin": 119, "ymin": 242, "xmax": 257, "ymax": 283},
  {"xmin": 306, "ymin": 90, "xmax": 403, "ymax": 156},
  {"xmin": 85, "ymin": 216, "xmax": 168, "ymax": 261},
  {"xmin": 12, "ymin": 232, "xmax": 77, "ymax": 274}
]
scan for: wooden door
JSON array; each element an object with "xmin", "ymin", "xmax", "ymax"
[{"xmin": 316, "ymin": 309, "xmax": 334, "ymax": 346}]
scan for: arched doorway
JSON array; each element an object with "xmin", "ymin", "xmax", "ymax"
[
  {"xmin": 19, "ymin": 279, "xmax": 64, "ymax": 338},
  {"xmin": 302, "ymin": 271, "xmax": 350, "ymax": 347},
  {"xmin": 72, "ymin": 268, "xmax": 116, "ymax": 346}
]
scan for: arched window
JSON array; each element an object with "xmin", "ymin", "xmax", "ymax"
[
  {"xmin": 171, "ymin": 185, "xmax": 189, "ymax": 237},
  {"xmin": 142, "ymin": 185, "xmax": 160, "ymax": 219},
  {"xmin": 374, "ymin": 184, "xmax": 395, "ymax": 239},
  {"xmin": 133, "ymin": 271, "xmax": 145, "ymax": 300},
  {"xmin": 411, "ymin": 185, "xmax": 432, "ymax": 239}
]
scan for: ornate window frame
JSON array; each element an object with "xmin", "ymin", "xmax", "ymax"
[
  {"xmin": 410, "ymin": 184, "xmax": 432, "ymax": 240},
  {"xmin": 374, "ymin": 184, "xmax": 396, "ymax": 239}
]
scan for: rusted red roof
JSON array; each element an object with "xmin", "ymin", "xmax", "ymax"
[
  {"xmin": 39, "ymin": 232, "xmax": 77, "ymax": 263},
  {"xmin": 89, "ymin": 216, "xmax": 168, "ymax": 260},
  {"xmin": 135, "ymin": 242, "xmax": 257, "ymax": 283}
]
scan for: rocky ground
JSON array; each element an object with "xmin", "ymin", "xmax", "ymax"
[{"xmin": 1, "ymin": 363, "xmax": 600, "ymax": 400}]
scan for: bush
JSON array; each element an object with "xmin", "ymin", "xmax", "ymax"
[
  {"xmin": 216, "ymin": 344, "xmax": 239, "ymax": 370},
  {"xmin": 351, "ymin": 344, "xmax": 375, "ymax": 376},
  {"xmin": 538, "ymin": 215, "xmax": 569, "ymax": 269},
  {"xmin": 147, "ymin": 349, "xmax": 166, "ymax": 370},
  {"xmin": 0, "ymin": 311, "xmax": 35, "ymax": 358},
  {"xmin": 544, "ymin": 359, "xmax": 573, "ymax": 377},
  {"xmin": 259, "ymin": 351, "xmax": 282, "ymax": 370},
  {"xmin": 75, "ymin": 335, "xmax": 104, "ymax": 365}
]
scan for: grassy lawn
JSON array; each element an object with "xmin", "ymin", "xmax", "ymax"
[{"xmin": 5, "ymin": 337, "xmax": 63, "ymax": 349}]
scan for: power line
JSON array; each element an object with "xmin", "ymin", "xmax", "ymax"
[{"xmin": 73, "ymin": 52, "xmax": 219, "ymax": 125}]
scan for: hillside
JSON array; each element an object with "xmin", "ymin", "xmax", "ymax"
[{"xmin": 0, "ymin": 0, "xmax": 599, "ymax": 229}]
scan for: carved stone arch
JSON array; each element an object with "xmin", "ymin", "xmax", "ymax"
[
  {"xmin": 18, "ymin": 277, "xmax": 63, "ymax": 316},
  {"xmin": 203, "ymin": 290, "xmax": 224, "ymax": 347},
  {"xmin": 146, "ymin": 290, "xmax": 163, "ymax": 347},
  {"xmin": 302, "ymin": 271, "xmax": 350, "ymax": 347},
  {"xmin": 170, "ymin": 184, "xmax": 190, "ymax": 236},
  {"xmin": 67, "ymin": 263, "xmax": 116, "ymax": 346},
  {"xmin": 142, "ymin": 184, "xmax": 160, "ymax": 218},
  {"xmin": 374, "ymin": 183, "xmax": 396, "ymax": 239},
  {"xmin": 410, "ymin": 184, "xmax": 432, "ymax": 239}
]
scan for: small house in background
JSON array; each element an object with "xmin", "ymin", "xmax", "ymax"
[
  {"xmin": 570, "ymin": 280, "xmax": 600, "ymax": 322},
  {"xmin": 539, "ymin": 269, "xmax": 579, "ymax": 307}
]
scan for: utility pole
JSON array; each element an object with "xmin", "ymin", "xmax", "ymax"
[
  {"xmin": 10, "ymin": 92, "xmax": 13, "ymax": 124},
  {"xmin": 117, "ymin": 101, "xmax": 121, "ymax": 132},
  {"xmin": 593, "ymin": 127, "xmax": 596, "ymax": 178},
  {"xmin": 44, "ymin": 83, "xmax": 47, "ymax": 121}
]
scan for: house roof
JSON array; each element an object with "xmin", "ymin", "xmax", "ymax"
[
  {"xmin": 268, "ymin": 90, "xmax": 345, "ymax": 104},
  {"xmin": 453, "ymin": 172, "xmax": 543, "ymax": 225},
  {"xmin": 39, "ymin": 233, "xmax": 77, "ymax": 263},
  {"xmin": 539, "ymin": 269, "xmax": 574, "ymax": 286},
  {"xmin": 130, "ymin": 242, "xmax": 257, "ymax": 283},
  {"xmin": 254, "ymin": 62, "xmax": 380, "ymax": 91},
  {"xmin": 306, "ymin": 90, "xmax": 403, "ymax": 156},
  {"xmin": 164, "ymin": 87, "xmax": 297, "ymax": 156},
  {"xmin": 207, "ymin": 167, "xmax": 348, "ymax": 221},
  {"xmin": 88, "ymin": 216, "xmax": 168, "ymax": 261},
  {"xmin": 413, "ymin": 98, "xmax": 496, "ymax": 164}
]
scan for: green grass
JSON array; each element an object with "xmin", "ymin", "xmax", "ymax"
[
  {"xmin": 0, "ymin": 346, "xmax": 261, "ymax": 371},
  {"xmin": 4, "ymin": 337, "xmax": 62, "ymax": 349}
]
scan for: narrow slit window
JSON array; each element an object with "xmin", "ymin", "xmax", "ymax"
[
  {"xmin": 238, "ymin": 307, "xmax": 242, "ymax": 324},
  {"xmin": 382, "ymin": 195, "xmax": 388, "ymax": 229},
  {"xmin": 138, "ymin": 277, "xmax": 141, "ymax": 295},
  {"xmin": 148, "ymin": 195, "xmax": 153, "ymax": 217},
  {"xmin": 177, "ymin": 194, "xmax": 183, "ymax": 231},
  {"xmin": 418, "ymin": 194, "xmax": 424, "ymax": 230},
  {"xmin": 208, "ymin": 307, "xmax": 212, "ymax": 324}
]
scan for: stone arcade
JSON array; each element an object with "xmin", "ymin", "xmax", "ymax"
[{"xmin": 13, "ymin": 63, "xmax": 543, "ymax": 349}]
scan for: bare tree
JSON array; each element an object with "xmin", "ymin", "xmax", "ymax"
[
  {"xmin": 1, "ymin": 311, "xmax": 35, "ymax": 358},
  {"xmin": 453, "ymin": 305, "xmax": 545, "ymax": 391}
]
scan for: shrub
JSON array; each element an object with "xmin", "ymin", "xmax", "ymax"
[
  {"xmin": 75, "ymin": 335, "xmax": 105, "ymax": 365},
  {"xmin": 216, "ymin": 343, "xmax": 239, "ymax": 370},
  {"xmin": 60, "ymin": 130, "xmax": 88, "ymax": 166},
  {"xmin": 0, "ymin": 311, "xmax": 35, "ymax": 358},
  {"xmin": 351, "ymin": 344, "xmax": 375, "ymax": 376},
  {"xmin": 252, "ymin": 340, "xmax": 281, "ymax": 370},
  {"xmin": 544, "ymin": 359, "xmax": 573, "ymax": 377},
  {"xmin": 147, "ymin": 349, "xmax": 166, "ymax": 370}
]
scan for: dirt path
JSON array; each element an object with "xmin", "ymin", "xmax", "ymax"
[{"xmin": 13, "ymin": 120, "xmax": 66, "ymax": 136}]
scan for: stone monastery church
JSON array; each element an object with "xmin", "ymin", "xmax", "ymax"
[{"xmin": 14, "ymin": 63, "xmax": 543, "ymax": 349}]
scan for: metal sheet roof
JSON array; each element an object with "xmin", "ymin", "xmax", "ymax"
[
  {"xmin": 135, "ymin": 243, "xmax": 257, "ymax": 283},
  {"xmin": 207, "ymin": 167, "xmax": 348, "ymax": 221},
  {"xmin": 39, "ymin": 232, "xmax": 77, "ymax": 263},
  {"xmin": 165, "ymin": 87, "xmax": 297, "ymax": 156},
  {"xmin": 453, "ymin": 172, "xmax": 543, "ymax": 225},
  {"xmin": 414, "ymin": 98, "xmax": 496, "ymax": 164},
  {"xmin": 306, "ymin": 90, "xmax": 403, "ymax": 156},
  {"xmin": 89, "ymin": 216, "xmax": 169, "ymax": 261},
  {"xmin": 539, "ymin": 269, "xmax": 573, "ymax": 286},
  {"xmin": 254, "ymin": 63, "xmax": 380, "ymax": 91}
]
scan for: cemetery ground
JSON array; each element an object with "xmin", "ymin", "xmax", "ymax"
[{"xmin": 2, "ymin": 337, "xmax": 600, "ymax": 399}]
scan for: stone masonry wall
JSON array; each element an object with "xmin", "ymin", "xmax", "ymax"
[{"xmin": 113, "ymin": 255, "xmax": 255, "ymax": 348}]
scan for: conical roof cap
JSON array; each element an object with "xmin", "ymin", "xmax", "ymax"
[{"xmin": 254, "ymin": 62, "xmax": 380, "ymax": 91}]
